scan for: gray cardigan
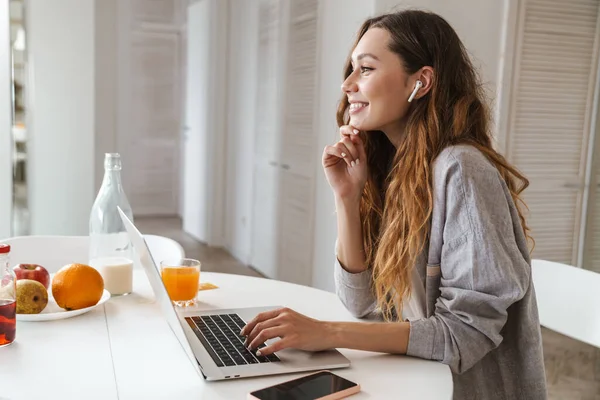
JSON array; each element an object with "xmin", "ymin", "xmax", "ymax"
[{"xmin": 334, "ymin": 145, "xmax": 547, "ymax": 399}]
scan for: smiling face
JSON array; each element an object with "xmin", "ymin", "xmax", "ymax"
[{"xmin": 342, "ymin": 28, "xmax": 416, "ymax": 138}]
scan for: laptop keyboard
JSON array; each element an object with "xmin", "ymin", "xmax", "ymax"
[{"xmin": 185, "ymin": 314, "xmax": 281, "ymax": 368}]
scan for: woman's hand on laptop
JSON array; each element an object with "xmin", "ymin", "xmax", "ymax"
[{"xmin": 240, "ymin": 308, "xmax": 333, "ymax": 356}]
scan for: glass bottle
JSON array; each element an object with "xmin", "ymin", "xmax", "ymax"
[
  {"xmin": 89, "ymin": 153, "xmax": 135, "ymax": 296},
  {"xmin": 0, "ymin": 244, "xmax": 16, "ymax": 347}
]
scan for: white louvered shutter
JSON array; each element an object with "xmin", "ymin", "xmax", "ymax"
[
  {"xmin": 277, "ymin": 0, "xmax": 320, "ymax": 285},
  {"xmin": 254, "ymin": 0, "xmax": 283, "ymax": 162},
  {"xmin": 249, "ymin": 0, "xmax": 284, "ymax": 279},
  {"xmin": 586, "ymin": 170, "xmax": 600, "ymax": 272},
  {"xmin": 585, "ymin": 93, "xmax": 600, "ymax": 273},
  {"xmin": 506, "ymin": 0, "xmax": 600, "ymax": 266}
]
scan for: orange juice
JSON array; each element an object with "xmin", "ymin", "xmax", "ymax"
[{"xmin": 161, "ymin": 267, "xmax": 200, "ymax": 302}]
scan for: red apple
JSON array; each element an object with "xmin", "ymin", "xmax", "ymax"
[{"xmin": 13, "ymin": 264, "xmax": 51, "ymax": 289}]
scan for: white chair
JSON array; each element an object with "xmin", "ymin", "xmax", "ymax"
[
  {"xmin": 531, "ymin": 259, "xmax": 600, "ymax": 348},
  {"xmin": 1, "ymin": 235, "xmax": 185, "ymax": 274},
  {"xmin": 144, "ymin": 234, "xmax": 185, "ymax": 266}
]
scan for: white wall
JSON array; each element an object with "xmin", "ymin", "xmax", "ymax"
[
  {"xmin": 27, "ymin": 0, "xmax": 95, "ymax": 235},
  {"xmin": 224, "ymin": 0, "xmax": 259, "ymax": 263},
  {"xmin": 311, "ymin": 0, "xmax": 376, "ymax": 291},
  {"xmin": 0, "ymin": 0, "xmax": 13, "ymax": 239}
]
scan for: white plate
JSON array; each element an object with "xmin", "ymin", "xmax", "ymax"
[{"xmin": 16, "ymin": 289, "xmax": 111, "ymax": 322}]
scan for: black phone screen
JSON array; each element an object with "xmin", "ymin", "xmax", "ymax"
[{"xmin": 250, "ymin": 371, "xmax": 357, "ymax": 400}]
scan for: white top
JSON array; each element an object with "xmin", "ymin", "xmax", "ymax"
[
  {"xmin": 3, "ymin": 268, "xmax": 452, "ymax": 399},
  {"xmin": 402, "ymin": 266, "xmax": 427, "ymax": 321}
]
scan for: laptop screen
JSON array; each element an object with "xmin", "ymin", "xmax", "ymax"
[{"xmin": 118, "ymin": 207, "xmax": 202, "ymax": 375}]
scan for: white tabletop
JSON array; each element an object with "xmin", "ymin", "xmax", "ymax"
[{"xmin": 2, "ymin": 269, "xmax": 452, "ymax": 399}]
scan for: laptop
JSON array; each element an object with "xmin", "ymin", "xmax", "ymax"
[{"xmin": 118, "ymin": 208, "xmax": 351, "ymax": 381}]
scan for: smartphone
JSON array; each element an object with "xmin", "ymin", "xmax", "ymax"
[{"xmin": 247, "ymin": 370, "xmax": 360, "ymax": 400}]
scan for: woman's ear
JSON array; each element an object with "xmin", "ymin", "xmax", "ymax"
[{"xmin": 413, "ymin": 67, "xmax": 434, "ymax": 100}]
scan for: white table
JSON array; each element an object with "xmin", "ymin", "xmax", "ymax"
[{"xmin": 2, "ymin": 269, "xmax": 452, "ymax": 399}]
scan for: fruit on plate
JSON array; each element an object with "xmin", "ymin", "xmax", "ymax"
[
  {"xmin": 13, "ymin": 263, "xmax": 51, "ymax": 289},
  {"xmin": 16, "ymin": 279, "xmax": 49, "ymax": 314},
  {"xmin": 51, "ymin": 264, "xmax": 104, "ymax": 311}
]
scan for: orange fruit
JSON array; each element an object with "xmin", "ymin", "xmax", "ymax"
[{"xmin": 51, "ymin": 264, "xmax": 104, "ymax": 311}]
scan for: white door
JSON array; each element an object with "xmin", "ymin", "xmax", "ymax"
[
  {"xmin": 182, "ymin": 0, "xmax": 211, "ymax": 242},
  {"xmin": 248, "ymin": 0, "xmax": 320, "ymax": 285},
  {"xmin": 117, "ymin": 0, "xmax": 183, "ymax": 216},
  {"xmin": 249, "ymin": 0, "xmax": 285, "ymax": 278},
  {"xmin": 181, "ymin": 0, "xmax": 228, "ymax": 244}
]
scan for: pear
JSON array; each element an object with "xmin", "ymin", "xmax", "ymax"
[{"xmin": 16, "ymin": 279, "xmax": 48, "ymax": 314}]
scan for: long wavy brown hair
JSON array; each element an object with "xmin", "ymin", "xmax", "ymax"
[{"xmin": 336, "ymin": 10, "xmax": 532, "ymax": 321}]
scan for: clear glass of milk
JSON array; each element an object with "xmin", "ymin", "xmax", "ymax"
[{"xmin": 90, "ymin": 256, "xmax": 133, "ymax": 296}]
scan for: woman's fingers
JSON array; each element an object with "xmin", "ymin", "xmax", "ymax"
[
  {"xmin": 322, "ymin": 145, "xmax": 346, "ymax": 168},
  {"xmin": 241, "ymin": 309, "xmax": 282, "ymax": 336},
  {"xmin": 339, "ymin": 125, "xmax": 360, "ymax": 139},
  {"xmin": 249, "ymin": 326, "xmax": 287, "ymax": 350},
  {"xmin": 341, "ymin": 136, "xmax": 359, "ymax": 161},
  {"xmin": 333, "ymin": 142, "xmax": 354, "ymax": 166},
  {"xmin": 245, "ymin": 316, "xmax": 283, "ymax": 347},
  {"xmin": 323, "ymin": 143, "xmax": 353, "ymax": 167},
  {"xmin": 323, "ymin": 145, "xmax": 345, "ymax": 160},
  {"xmin": 351, "ymin": 134, "xmax": 367, "ymax": 162},
  {"xmin": 323, "ymin": 125, "xmax": 363, "ymax": 168},
  {"xmin": 340, "ymin": 125, "xmax": 362, "ymax": 165},
  {"xmin": 257, "ymin": 338, "xmax": 289, "ymax": 356}
]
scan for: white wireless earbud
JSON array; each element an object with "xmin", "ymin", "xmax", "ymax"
[{"xmin": 408, "ymin": 80, "xmax": 423, "ymax": 103}]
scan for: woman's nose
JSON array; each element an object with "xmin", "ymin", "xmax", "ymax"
[{"xmin": 341, "ymin": 75, "xmax": 358, "ymax": 94}]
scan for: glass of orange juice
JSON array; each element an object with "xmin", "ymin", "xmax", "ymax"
[{"xmin": 160, "ymin": 258, "xmax": 201, "ymax": 307}]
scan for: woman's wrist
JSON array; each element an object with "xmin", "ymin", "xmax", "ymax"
[
  {"xmin": 322, "ymin": 321, "xmax": 344, "ymax": 349},
  {"xmin": 334, "ymin": 194, "xmax": 366, "ymax": 273},
  {"xmin": 334, "ymin": 192, "xmax": 362, "ymax": 208},
  {"xmin": 321, "ymin": 320, "xmax": 411, "ymax": 354}
]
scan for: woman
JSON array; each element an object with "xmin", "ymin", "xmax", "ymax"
[{"xmin": 241, "ymin": 10, "xmax": 547, "ymax": 399}]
